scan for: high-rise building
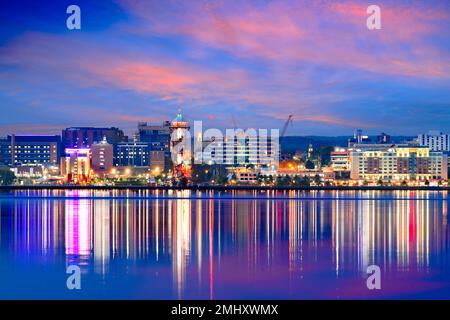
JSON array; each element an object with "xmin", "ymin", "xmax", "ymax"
[
  {"xmin": 350, "ymin": 147, "xmax": 448, "ymax": 182},
  {"xmin": 138, "ymin": 121, "xmax": 171, "ymax": 146},
  {"xmin": 61, "ymin": 148, "xmax": 91, "ymax": 183},
  {"xmin": 62, "ymin": 127, "xmax": 127, "ymax": 149},
  {"xmin": 138, "ymin": 121, "xmax": 171, "ymax": 171},
  {"xmin": 197, "ymin": 131, "xmax": 279, "ymax": 175},
  {"xmin": 91, "ymin": 137, "xmax": 114, "ymax": 175},
  {"xmin": 418, "ymin": 130, "xmax": 450, "ymax": 151},
  {"xmin": 7, "ymin": 135, "xmax": 60, "ymax": 166},
  {"xmin": 114, "ymin": 142, "xmax": 150, "ymax": 167}
]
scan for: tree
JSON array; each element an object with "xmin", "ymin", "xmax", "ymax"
[
  {"xmin": 313, "ymin": 174, "xmax": 322, "ymax": 186},
  {"xmin": 0, "ymin": 168, "xmax": 15, "ymax": 186},
  {"xmin": 401, "ymin": 180, "xmax": 408, "ymax": 186},
  {"xmin": 264, "ymin": 175, "xmax": 274, "ymax": 185},
  {"xmin": 296, "ymin": 176, "xmax": 310, "ymax": 187},
  {"xmin": 191, "ymin": 164, "xmax": 228, "ymax": 185},
  {"xmin": 257, "ymin": 173, "xmax": 263, "ymax": 185},
  {"xmin": 291, "ymin": 175, "xmax": 301, "ymax": 186},
  {"xmin": 215, "ymin": 174, "xmax": 228, "ymax": 185},
  {"xmin": 377, "ymin": 178, "xmax": 384, "ymax": 186},
  {"xmin": 424, "ymin": 179, "xmax": 430, "ymax": 186},
  {"xmin": 276, "ymin": 175, "xmax": 292, "ymax": 186}
]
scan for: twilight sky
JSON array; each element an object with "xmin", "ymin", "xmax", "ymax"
[{"xmin": 0, "ymin": 0, "xmax": 450, "ymax": 136}]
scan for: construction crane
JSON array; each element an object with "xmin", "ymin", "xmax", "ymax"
[{"xmin": 280, "ymin": 115, "xmax": 294, "ymax": 138}]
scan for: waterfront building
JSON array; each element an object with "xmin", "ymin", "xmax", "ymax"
[
  {"xmin": 330, "ymin": 148, "xmax": 352, "ymax": 180},
  {"xmin": 114, "ymin": 142, "xmax": 150, "ymax": 167},
  {"xmin": 350, "ymin": 147, "xmax": 448, "ymax": 183},
  {"xmin": 149, "ymin": 150, "xmax": 166, "ymax": 174},
  {"xmin": 91, "ymin": 137, "xmax": 114, "ymax": 176},
  {"xmin": 418, "ymin": 130, "xmax": 450, "ymax": 151},
  {"xmin": 11, "ymin": 164, "xmax": 59, "ymax": 179},
  {"xmin": 6, "ymin": 135, "xmax": 60, "ymax": 166},
  {"xmin": 61, "ymin": 148, "xmax": 91, "ymax": 183},
  {"xmin": 330, "ymin": 148, "xmax": 351, "ymax": 171},
  {"xmin": 201, "ymin": 134, "xmax": 279, "ymax": 171},
  {"xmin": 138, "ymin": 121, "xmax": 171, "ymax": 171},
  {"xmin": 62, "ymin": 127, "xmax": 127, "ymax": 149},
  {"xmin": 233, "ymin": 168, "xmax": 257, "ymax": 184}
]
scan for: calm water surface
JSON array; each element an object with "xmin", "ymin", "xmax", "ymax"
[{"xmin": 0, "ymin": 189, "xmax": 449, "ymax": 299}]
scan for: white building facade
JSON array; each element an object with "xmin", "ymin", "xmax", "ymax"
[{"xmin": 418, "ymin": 131, "xmax": 450, "ymax": 151}]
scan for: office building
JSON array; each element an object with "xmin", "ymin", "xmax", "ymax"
[
  {"xmin": 138, "ymin": 121, "xmax": 171, "ymax": 171},
  {"xmin": 7, "ymin": 135, "xmax": 60, "ymax": 166},
  {"xmin": 418, "ymin": 130, "xmax": 450, "ymax": 151},
  {"xmin": 62, "ymin": 127, "xmax": 127, "ymax": 149},
  {"xmin": 91, "ymin": 138, "xmax": 114, "ymax": 175},
  {"xmin": 198, "ymin": 132, "xmax": 278, "ymax": 170},
  {"xmin": 115, "ymin": 142, "xmax": 150, "ymax": 167}
]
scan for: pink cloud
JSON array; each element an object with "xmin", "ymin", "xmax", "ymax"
[
  {"xmin": 0, "ymin": 31, "xmax": 385, "ymax": 129},
  {"xmin": 119, "ymin": 0, "xmax": 450, "ymax": 79},
  {"xmin": 2, "ymin": 0, "xmax": 449, "ymax": 133}
]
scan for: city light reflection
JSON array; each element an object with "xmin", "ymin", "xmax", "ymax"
[{"xmin": 1, "ymin": 189, "xmax": 449, "ymax": 299}]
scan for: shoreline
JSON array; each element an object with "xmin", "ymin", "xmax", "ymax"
[{"xmin": 1, "ymin": 185, "xmax": 449, "ymax": 191}]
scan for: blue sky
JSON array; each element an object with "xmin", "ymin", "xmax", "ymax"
[{"xmin": 0, "ymin": 0, "xmax": 449, "ymax": 136}]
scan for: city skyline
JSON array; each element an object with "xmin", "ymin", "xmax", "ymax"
[{"xmin": 1, "ymin": 0, "xmax": 450, "ymax": 136}]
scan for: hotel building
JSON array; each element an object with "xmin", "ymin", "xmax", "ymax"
[{"xmin": 350, "ymin": 147, "xmax": 448, "ymax": 182}]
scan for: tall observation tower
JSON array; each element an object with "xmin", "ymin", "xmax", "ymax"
[{"xmin": 170, "ymin": 111, "xmax": 191, "ymax": 179}]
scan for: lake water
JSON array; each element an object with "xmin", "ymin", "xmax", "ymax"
[{"xmin": 0, "ymin": 189, "xmax": 449, "ymax": 299}]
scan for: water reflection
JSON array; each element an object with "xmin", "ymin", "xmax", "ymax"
[{"xmin": 0, "ymin": 190, "xmax": 449, "ymax": 299}]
